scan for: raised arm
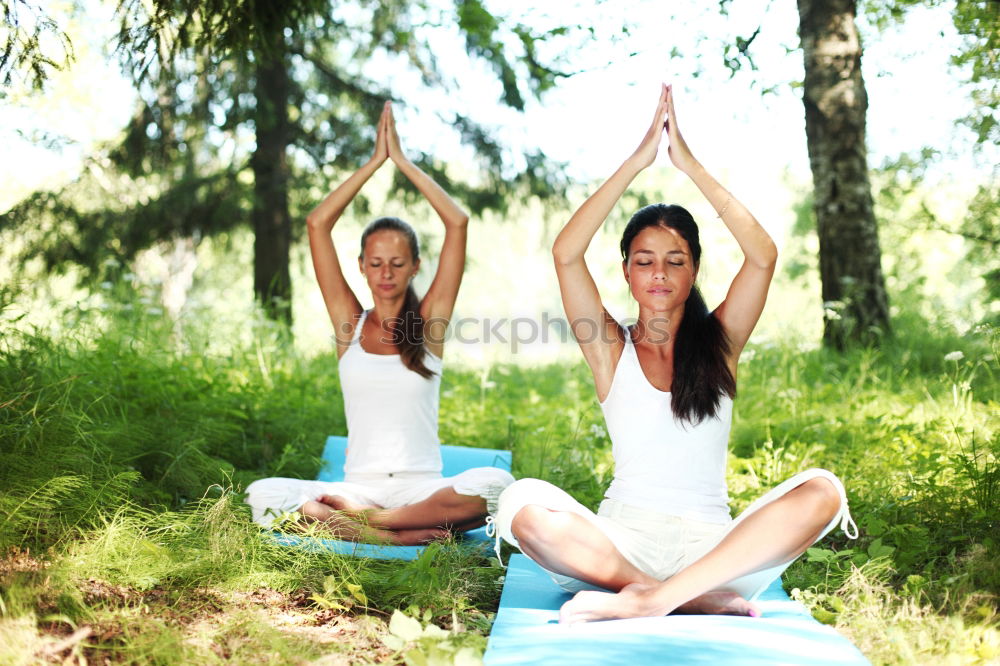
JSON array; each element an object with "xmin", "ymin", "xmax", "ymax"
[
  {"xmin": 553, "ymin": 84, "xmax": 670, "ymax": 399},
  {"xmin": 384, "ymin": 102, "xmax": 469, "ymax": 353},
  {"xmin": 306, "ymin": 104, "xmax": 390, "ymax": 355},
  {"xmin": 664, "ymin": 87, "xmax": 778, "ymax": 359}
]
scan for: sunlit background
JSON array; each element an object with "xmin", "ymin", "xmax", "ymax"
[{"xmin": 1, "ymin": 0, "xmax": 994, "ymax": 365}]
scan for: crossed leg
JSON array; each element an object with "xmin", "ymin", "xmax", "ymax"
[
  {"xmin": 512, "ymin": 505, "xmax": 659, "ymax": 590},
  {"xmin": 510, "ymin": 505, "xmax": 758, "ymax": 617},
  {"xmin": 307, "ymin": 487, "xmax": 489, "ymax": 544},
  {"xmin": 558, "ymin": 477, "xmax": 842, "ymax": 623},
  {"xmin": 299, "ymin": 499, "xmax": 450, "ymax": 546}
]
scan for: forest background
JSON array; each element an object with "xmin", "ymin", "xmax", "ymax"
[{"xmin": 0, "ymin": 0, "xmax": 997, "ymax": 664}]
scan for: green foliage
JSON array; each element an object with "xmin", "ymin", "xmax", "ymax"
[
  {"xmin": 1, "ymin": 0, "xmax": 583, "ymax": 302},
  {"xmin": 0, "ymin": 299, "xmax": 338, "ymax": 553},
  {"xmin": 114, "ymin": 0, "xmax": 333, "ymax": 79},
  {"xmin": 732, "ymin": 317, "xmax": 999, "ymax": 661},
  {"xmin": 950, "ymin": 0, "xmax": 1000, "ymax": 148},
  {"xmin": 0, "ymin": 0, "xmax": 75, "ymax": 91},
  {"xmin": 1, "ymin": 285, "xmax": 998, "ymax": 662},
  {"xmin": 382, "ymin": 607, "xmax": 487, "ymax": 665},
  {"xmin": 0, "ymin": 167, "xmax": 248, "ymax": 279},
  {"xmin": 861, "ymin": 0, "xmax": 999, "ymax": 151},
  {"xmin": 871, "ymin": 149, "xmax": 999, "ymax": 327}
]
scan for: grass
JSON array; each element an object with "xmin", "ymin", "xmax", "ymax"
[{"xmin": 0, "ymin": 288, "xmax": 998, "ymax": 664}]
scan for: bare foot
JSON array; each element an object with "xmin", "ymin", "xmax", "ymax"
[
  {"xmin": 675, "ymin": 590, "xmax": 761, "ymax": 617},
  {"xmin": 317, "ymin": 494, "xmax": 379, "ymax": 514},
  {"xmin": 391, "ymin": 527, "xmax": 451, "ymax": 546},
  {"xmin": 559, "ymin": 582, "xmax": 664, "ymax": 624},
  {"xmin": 311, "ymin": 518, "xmax": 448, "ymax": 546},
  {"xmin": 560, "ymin": 584, "xmax": 762, "ymax": 624}
]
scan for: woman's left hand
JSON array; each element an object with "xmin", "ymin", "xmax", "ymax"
[
  {"xmin": 371, "ymin": 103, "xmax": 390, "ymax": 165},
  {"xmin": 386, "ymin": 101, "xmax": 407, "ymax": 164},
  {"xmin": 665, "ymin": 86, "xmax": 699, "ymax": 174}
]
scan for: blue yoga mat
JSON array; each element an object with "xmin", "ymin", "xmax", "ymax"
[
  {"xmin": 271, "ymin": 436, "xmax": 512, "ymax": 560},
  {"xmin": 317, "ymin": 436, "xmax": 513, "ymax": 483},
  {"xmin": 484, "ymin": 554, "xmax": 869, "ymax": 665}
]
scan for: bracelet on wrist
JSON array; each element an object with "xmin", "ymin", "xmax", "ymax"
[{"xmin": 716, "ymin": 196, "xmax": 732, "ymax": 218}]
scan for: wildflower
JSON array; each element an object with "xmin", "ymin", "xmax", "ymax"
[{"xmin": 944, "ymin": 351, "xmax": 964, "ymax": 362}]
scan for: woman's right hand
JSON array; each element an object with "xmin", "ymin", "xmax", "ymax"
[{"xmin": 629, "ymin": 83, "xmax": 670, "ymax": 170}]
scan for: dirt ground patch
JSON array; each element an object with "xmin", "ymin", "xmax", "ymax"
[{"xmin": 1, "ymin": 552, "xmax": 399, "ymax": 664}]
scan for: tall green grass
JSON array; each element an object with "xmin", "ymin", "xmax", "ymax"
[{"xmin": 1, "ymin": 289, "xmax": 997, "ymax": 664}]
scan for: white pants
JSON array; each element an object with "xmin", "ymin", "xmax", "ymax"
[
  {"xmin": 493, "ymin": 468, "xmax": 857, "ymax": 600},
  {"xmin": 246, "ymin": 467, "xmax": 515, "ymax": 528}
]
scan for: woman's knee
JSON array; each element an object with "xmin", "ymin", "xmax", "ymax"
[
  {"xmin": 483, "ymin": 467, "xmax": 516, "ymax": 487},
  {"xmin": 244, "ymin": 477, "xmax": 284, "ymax": 507},
  {"xmin": 782, "ymin": 468, "xmax": 857, "ymax": 540},
  {"xmin": 495, "ymin": 477, "xmax": 569, "ymax": 546},
  {"xmin": 496, "ymin": 478, "xmax": 560, "ymax": 518},
  {"xmin": 450, "ymin": 467, "xmax": 516, "ymax": 514},
  {"xmin": 244, "ymin": 477, "xmax": 296, "ymax": 526},
  {"xmin": 797, "ymin": 476, "xmax": 843, "ymax": 524},
  {"xmin": 510, "ymin": 503, "xmax": 555, "ymax": 543}
]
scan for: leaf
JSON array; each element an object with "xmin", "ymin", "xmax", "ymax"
[
  {"xmin": 812, "ymin": 608, "xmax": 838, "ymax": 625},
  {"xmin": 805, "ymin": 547, "xmax": 834, "ymax": 563},
  {"xmin": 905, "ymin": 574, "xmax": 927, "ymax": 592},
  {"xmin": 454, "ymin": 647, "xmax": 484, "ymax": 666},
  {"xmin": 419, "ymin": 645, "xmax": 460, "ymax": 666},
  {"xmin": 403, "ymin": 648, "xmax": 431, "ymax": 666},
  {"xmin": 863, "ymin": 516, "xmax": 888, "ymax": 536},
  {"xmin": 867, "ymin": 538, "xmax": 895, "ymax": 560},
  {"xmin": 389, "ymin": 609, "xmax": 423, "ymax": 642},
  {"xmin": 309, "ymin": 594, "xmax": 346, "ymax": 611},
  {"xmin": 422, "ymin": 623, "xmax": 448, "ymax": 639},
  {"xmin": 346, "ymin": 582, "xmax": 367, "ymax": 605},
  {"xmin": 383, "ymin": 634, "xmax": 406, "ymax": 651}
]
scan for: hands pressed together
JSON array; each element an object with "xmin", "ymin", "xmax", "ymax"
[
  {"xmin": 630, "ymin": 83, "xmax": 699, "ymax": 175},
  {"xmin": 375, "ymin": 85, "xmax": 694, "ymax": 176},
  {"xmin": 371, "ymin": 100, "xmax": 408, "ymax": 168}
]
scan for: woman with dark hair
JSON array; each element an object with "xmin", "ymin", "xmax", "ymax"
[
  {"xmin": 246, "ymin": 102, "xmax": 513, "ymax": 545},
  {"xmin": 494, "ymin": 85, "xmax": 857, "ymax": 621}
]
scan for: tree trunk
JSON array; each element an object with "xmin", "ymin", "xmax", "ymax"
[
  {"xmin": 798, "ymin": 0, "xmax": 890, "ymax": 348},
  {"xmin": 251, "ymin": 33, "xmax": 292, "ymax": 326}
]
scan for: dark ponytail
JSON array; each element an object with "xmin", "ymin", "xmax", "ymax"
[
  {"xmin": 621, "ymin": 204, "xmax": 735, "ymax": 423},
  {"xmin": 360, "ymin": 217, "xmax": 436, "ymax": 379},
  {"xmin": 671, "ymin": 285, "xmax": 735, "ymax": 424}
]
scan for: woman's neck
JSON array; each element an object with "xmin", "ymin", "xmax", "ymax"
[
  {"xmin": 633, "ymin": 304, "xmax": 684, "ymax": 346},
  {"xmin": 368, "ymin": 296, "xmax": 405, "ymax": 328}
]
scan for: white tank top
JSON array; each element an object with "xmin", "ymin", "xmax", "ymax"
[
  {"xmin": 600, "ymin": 328, "xmax": 733, "ymax": 523},
  {"xmin": 337, "ymin": 310, "xmax": 444, "ymax": 475}
]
